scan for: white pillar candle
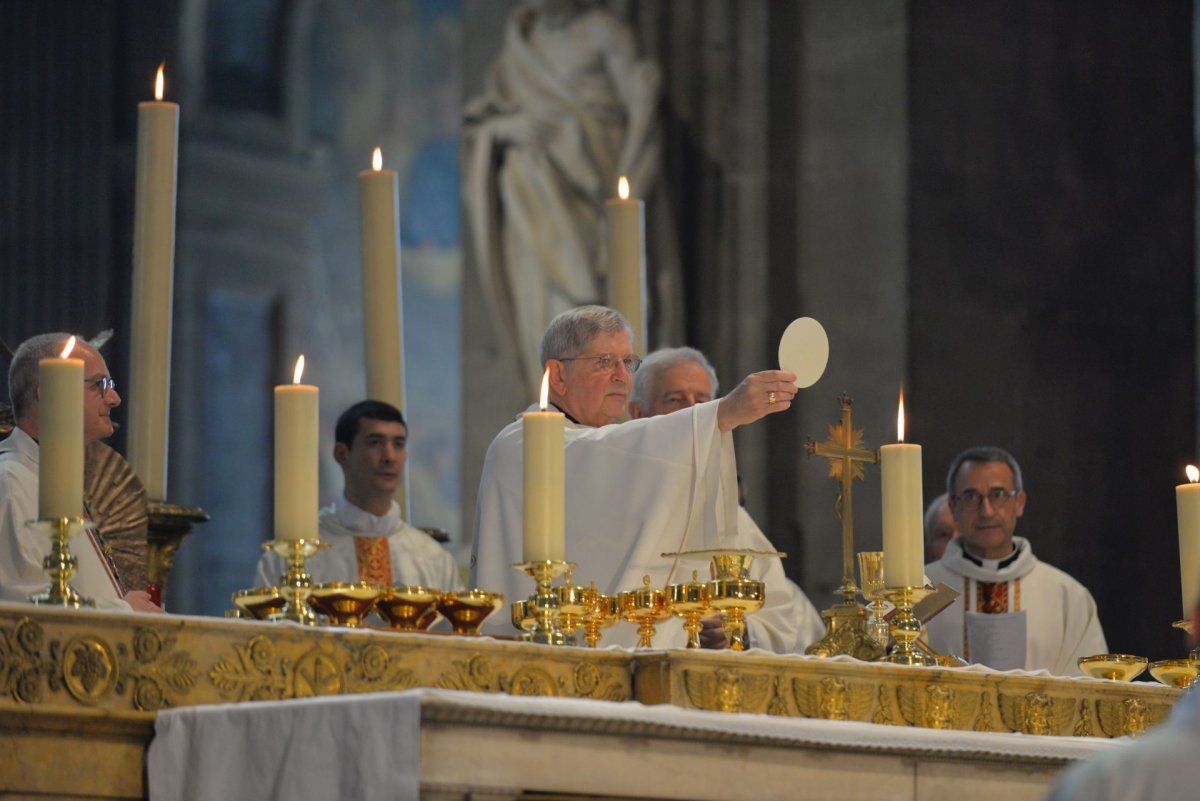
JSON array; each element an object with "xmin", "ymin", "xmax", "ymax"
[
  {"xmin": 523, "ymin": 370, "xmax": 565, "ymax": 562},
  {"xmin": 127, "ymin": 64, "xmax": 179, "ymax": 501},
  {"xmin": 274, "ymin": 356, "xmax": 319, "ymax": 542},
  {"xmin": 1175, "ymin": 465, "xmax": 1200, "ymax": 617},
  {"xmin": 606, "ymin": 176, "xmax": 647, "ymax": 355},
  {"xmin": 881, "ymin": 391, "xmax": 923, "ymax": 587},
  {"xmin": 358, "ymin": 147, "xmax": 407, "ymax": 516},
  {"xmin": 39, "ymin": 338, "xmax": 84, "ymax": 520}
]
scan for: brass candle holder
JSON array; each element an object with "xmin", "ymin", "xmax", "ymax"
[
  {"xmin": 29, "ymin": 516, "xmax": 94, "ymax": 608},
  {"xmin": 263, "ymin": 538, "xmax": 328, "ymax": 625},
  {"xmin": 581, "ymin": 588, "xmax": 619, "ymax": 648},
  {"xmin": 667, "ymin": 571, "xmax": 712, "ymax": 649},
  {"xmin": 857, "ymin": 551, "xmax": 890, "ymax": 649},
  {"xmin": 882, "ymin": 586, "xmax": 936, "ymax": 666},
  {"xmin": 512, "ymin": 560, "xmax": 574, "ymax": 644},
  {"xmin": 619, "ymin": 576, "xmax": 670, "ymax": 648}
]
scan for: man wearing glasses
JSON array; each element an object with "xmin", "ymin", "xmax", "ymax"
[
  {"xmin": 923, "ymin": 446, "xmax": 1105, "ymax": 675},
  {"xmin": 0, "ymin": 332, "xmax": 160, "ymax": 611},
  {"xmin": 471, "ymin": 306, "xmax": 798, "ymax": 646}
]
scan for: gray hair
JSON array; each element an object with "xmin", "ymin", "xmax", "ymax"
[
  {"xmin": 945, "ymin": 445, "xmax": 1024, "ymax": 496},
  {"xmin": 539, "ymin": 305, "xmax": 633, "ymax": 366},
  {"xmin": 923, "ymin": 493, "xmax": 950, "ymax": 544},
  {"xmin": 630, "ymin": 347, "xmax": 719, "ymax": 410},
  {"xmin": 8, "ymin": 332, "xmax": 74, "ymax": 420}
]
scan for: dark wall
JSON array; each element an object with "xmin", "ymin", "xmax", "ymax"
[{"xmin": 909, "ymin": 1, "xmax": 1195, "ymax": 660}]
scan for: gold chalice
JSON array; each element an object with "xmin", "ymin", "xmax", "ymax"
[
  {"xmin": 306, "ymin": 582, "xmax": 382, "ymax": 627},
  {"xmin": 857, "ymin": 551, "xmax": 890, "ymax": 648},
  {"xmin": 708, "ymin": 576, "xmax": 764, "ymax": 651},
  {"xmin": 668, "ymin": 571, "xmax": 712, "ymax": 649},
  {"xmin": 437, "ymin": 589, "xmax": 504, "ymax": 635},
  {"xmin": 619, "ymin": 576, "xmax": 670, "ymax": 648},
  {"xmin": 1078, "ymin": 653, "xmax": 1149, "ymax": 681},
  {"xmin": 511, "ymin": 598, "xmax": 538, "ymax": 633},
  {"xmin": 555, "ymin": 582, "xmax": 596, "ymax": 641},
  {"xmin": 375, "ymin": 585, "xmax": 442, "ymax": 631},
  {"xmin": 1149, "ymin": 658, "xmax": 1198, "ymax": 689},
  {"xmin": 581, "ymin": 589, "xmax": 619, "ymax": 648},
  {"xmin": 232, "ymin": 586, "xmax": 287, "ymax": 620}
]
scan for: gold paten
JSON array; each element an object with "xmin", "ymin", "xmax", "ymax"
[
  {"xmin": 667, "ymin": 571, "xmax": 711, "ymax": 649},
  {"xmin": 375, "ymin": 585, "xmax": 442, "ymax": 631},
  {"xmin": 620, "ymin": 576, "xmax": 669, "ymax": 648},
  {"xmin": 307, "ymin": 582, "xmax": 382, "ymax": 627},
  {"xmin": 1149, "ymin": 658, "xmax": 1198, "ymax": 689},
  {"xmin": 231, "ymin": 587, "xmax": 287, "ymax": 620},
  {"xmin": 437, "ymin": 590, "xmax": 503, "ymax": 635},
  {"xmin": 1078, "ymin": 653, "xmax": 1149, "ymax": 681}
]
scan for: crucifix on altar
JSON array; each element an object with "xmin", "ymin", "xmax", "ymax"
[{"xmin": 803, "ymin": 392, "xmax": 886, "ymax": 660}]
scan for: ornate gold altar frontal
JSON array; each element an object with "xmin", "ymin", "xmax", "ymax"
[{"xmin": 0, "ymin": 603, "xmax": 1178, "ymax": 741}]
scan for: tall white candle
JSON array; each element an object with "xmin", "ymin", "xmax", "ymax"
[
  {"xmin": 606, "ymin": 176, "xmax": 647, "ymax": 355},
  {"xmin": 358, "ymin": 147, "xmax": 407, "ymax": 516},
  {"xmin": 39, "ymin": 337, "xmax": 84, "ymax": 520},
  {"xmin": 1176, "ymin": 465, "xmax": 1200, "ymax": 617},
  {"xmin": 128, "ymin": 64, "xmax": 179, "ymax": 501},
  {"xmin": 881, "ymin": 390, "xmax": 923, "ymax": 587},
  {"xmin": 523, "ymin": 370, "xmax": 565, "ymax": 562},
  {"xmin": 274, "ymin": 356, "xmax": 319, "ymax": 542}
]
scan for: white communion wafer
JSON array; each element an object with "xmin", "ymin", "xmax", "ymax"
[{"xmin": 777, "ymin": 317, "xmax": 829, "ymax": 389}]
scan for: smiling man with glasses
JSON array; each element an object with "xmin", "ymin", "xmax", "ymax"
[
  {"xmin": 471, "ymin": 306, "xmax": 800, "ymax": 646},
  {"xmin": 923, "ymin": 446, "xmax": 1106, "ymax": 675}
]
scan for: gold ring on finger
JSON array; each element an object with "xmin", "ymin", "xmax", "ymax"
[{"xmin": 768, "ymin": 391, "xmax": 777, "ymax": 405}]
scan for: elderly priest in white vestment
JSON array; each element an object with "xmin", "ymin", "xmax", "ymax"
[
  {"xmin": 627, "ymin": 346, "xmax": 824, "ymax": 652},
  {"xmin": 470, "ymin": 307, "xmax": 799, "ymax": 647},
  {"xmin": 924, "ymin": 446, "xmax": 1107, "ymax": 675}
]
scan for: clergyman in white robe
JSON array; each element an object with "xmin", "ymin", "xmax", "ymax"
[
  {"xmin": 924, "ymin": 536, "xmax": 1107, "ymax": 675},
  {"xmin": 472, "ymin": 400, "xmax": 793, "ymax": 648}
]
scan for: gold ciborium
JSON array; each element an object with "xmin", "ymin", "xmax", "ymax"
[
  {"xmin": 232, "ymin": 586, "xmax": 287, "ymax": 620},
  {"xmin": 263, "ymin": 538, "xmax": 329, "ymax": 625},
  {"xmin": 1079, "ymin": 653, "xmax": 1149, "ymax": 681},
  {"xmin": 667, "ymin": 571, "xmax": 712, "ymax": 649},
  {"xmin": 307, "ymin": 582, "xmax": 381, "ymax": 627},
  {"xmin": 28, "ymin": 517, "xmax": 94, "ymax": 608},
  {"xmin": 581, "ymin": 588, "xmax": 619, "ymax": 648},
  {"xmin": 882, "ymin": 586, "xmax": 936, "ymax": 666},
  {"xmin": 1149, "ymin": 658, "xmax": 1198, "ymax": 689},
  {"xmin": 437, "ymin": 589, "xmax": 504, "ymax": 635},
  {"xmin": 857, "ymin": 551, "xmax": 890, "ymax": 648},
  {"xmin": 555, "ymin": 581, "xmax": 595, "ymax": 643},
  {"xmin": 376, "ymin": 585, "xmax": 442, "ymax": 631},
  {"xmin": 620, "ymin": 576, "xmax": 670, "ymax": 648}
]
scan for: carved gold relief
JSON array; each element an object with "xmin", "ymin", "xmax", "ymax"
[
  {"xmin": 872, "ymin": 684, "xmax": 897, "ymax": 725},
  {"xmin": 1096, "ymin": 696, "xmax": 1169, "ymax": 738},
  {"xmin": 209, "ymin": 635, "xmax": 292, "ymax": 702},
  {"xmin": 999, "ymin": 691, "xmax": 1076, "ymax": 735},
  {"xmin": 683, "ymin": 667, "xmax": 769, "ymax": 713},
  {"xmin": 767, "ymin": 675, "xmax": 790, "ymax": 716},
  {"xmin": 62, "ymin": 635, "xmax": 117, "ymax": 704},
  {"xmin": 974, "ymin": 691, "xmax": 998, "ymax": 732},
  {"xmin": 793, "ymin": 675, "xmax": 873, "ymax": 721},
  {"xmin": 0, "ymin": 618, "xmax": 56, "ymax": 703},
  {"xmin": 115, "ymin": 628, "xmax": 199, "ymax": 711},
  {"xmin": 436, "ymin": 653, "xmax": 624, "ymax": 700},
  {"xmin": 1074, "ymin": 699, "xmax": 1094, "ymax": 737},
  {"xmin": 898, "ymin": 682, "xmax": 979, "ymax": 730}
]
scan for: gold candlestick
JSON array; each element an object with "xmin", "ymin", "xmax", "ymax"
[
  {"xmin": 882, "ymin": 586, "xmax": 936, "ymax": 666},
  {"xmin": 29, "ymin": 516, "xmax": 93, "ymax": 608},
  {"xmin": 668, "ymin": 571, "xmax": 712, "ymax": 649},
  {"xmin": 512, "ymin": 560, "xmax": 573, "ymax": 645},
  {"xmin": 264, "ymin": 538, "xmax": 328, "ymax": 625}
]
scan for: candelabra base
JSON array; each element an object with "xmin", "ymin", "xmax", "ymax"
[
  {"xmin": 512, "ymin": 560, "xmax": 574, "ymax": 645},
  {"xmin": 882, "ymin": 586, "xmax": 936, "ymax": 666},
  {"xmin": 265, "ymin": 538, "xmax": 328, "ymax": 625},
  {"xmin": 28, "ymin": 517, "xmax": 93, "ymax": 609},
  {"xmin": 804, "ymin": 601, "xmax": 886, "ymax": 661}
]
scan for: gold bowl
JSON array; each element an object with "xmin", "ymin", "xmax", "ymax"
[
  {"xmin": 232, "ymin": 586, "xmax": 287, "ymax": 620},
  {"xmin": 376, "ymin": 585, "xmax": 442, "ymax": 631},
  {"xmin": 1149, "ymin": 658, "xmax": 1198, "ymax": 689},
  {"xmin": 1078, "ymin": 653, "xmax": 1149, "ymax": 681},
  {"xmin": 708, "ymin": 577, "xmax": 765, "ymax": 651},
  {"xmin": 306, "ymin": 582, "xmax": 382, "ymax": 627},
  {"xmin": 437, "ymin": 589, "xmax": 504, "ymax": 635}
]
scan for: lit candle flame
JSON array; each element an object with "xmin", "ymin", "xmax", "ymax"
[
  {"xmin": 372, "ymin": 147, "xmax": 382, "ymax": 172},
  {"xmin": 618, "ymin": 176, "xmax": 630, "ymax": 200},
  {"xmin": 896, "ymin": 387, "xmax": 906, "ymax": 443},
  {"xmin": 155, "ymin": 63, "xmax": 165, "ymax": 101},
  {"xmin": 60, "ymin": 336, "xmax": 76, "ymax": 359},
  {"xmin": 539, "ymin": 368, "xmax": 550, "ymax": 411},
  {"xmin": 1187, "ymin": 465, "xmax": 1199, "ymax": 484},
  {"xmin": 292, "ymin": 355, "xmax": 306, "ymax": 384}
]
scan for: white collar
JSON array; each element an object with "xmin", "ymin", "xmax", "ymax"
[
  {"xmin": 936, "ymin": 536, "xmax": 1038, "ymax": 582},
  {"xmin": 332, "ymin": 492, "xmax": 401, "ymax": 537}
]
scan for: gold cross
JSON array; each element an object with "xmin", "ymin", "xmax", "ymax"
[{"xmin": 806, "ymin": 393, "xmax": 879, "ymax": 602}]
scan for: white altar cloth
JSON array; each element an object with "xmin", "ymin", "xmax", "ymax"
[{"xmin": 148, "ymin": 688, "xmax": 1121, "ymax": 801}]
